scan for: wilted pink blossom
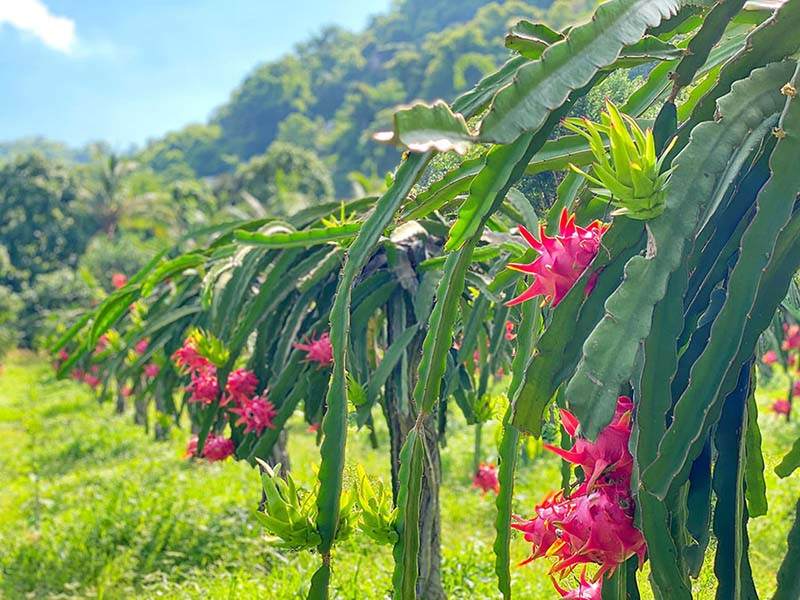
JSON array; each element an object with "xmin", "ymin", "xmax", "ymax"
[{"xmin": 505, "ymin": 321, "xmax": 516, "ymax": 341}]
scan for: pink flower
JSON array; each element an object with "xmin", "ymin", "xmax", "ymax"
[
  {"xmin": 773, "ymin": 399, "xmax": 791, "ymax": 416},
  {"xmin": 784, "ymin": 324, "xmax": 800, "ymax": 351},
  {"xmin": 794, "ymin": 382, "xmax": 800, "ymax": 398},
  {"xmin": 186, "ymin": 367, "xmax": 219, "ymax": 405},
  {"xmin": 762, "ymin": 350, "xmax": 778, "ymax": 365},
  {"xmin": 144, "ymin": 363, "xmax": 160, "ymax": 379},
  {"xmin": 505, "ymin": 321, "xmax": 516, "ymax": 341},
  {"xmin": 185, "ymin": 434, "xmax": 235, "ymax": 462},
  {"xmin": 308, "ymin": 422, "xmax": 320, "ymax": 433},
  {"xmin": 134, "ymin": 339, "xmax": 149, "ymax": 355},
  {"xmin": 225, "ymin": 369, "xmax": 259, "ymax": 404},
  {"xmin": 121, "ymin": 385, "xmax": 133, "ymax": 397},
  {"xmin": 202, "ymin": 435, "xmax": 236, "ymax": 461},
  {"xmin": 111, "ymin": 273, "xmax": 128, "ymax": 289},
  {"xmin": 513, "ymin": 492, "xmax": 572, "ymax": 562},
  {"xmin": 553, "ymin": 570, "xmax": 603, "ymax": 599},
  {"xmin": 515, "ymin": 395, "xmax": 645, "ymax": 592},
  {"xmin": 555, "ymin": 484, "xmax": 645, "ymax": 578},
  {"xmin": 172, "ymin": 338, "xmax": 210, "ymax": 373},
  {"xmin": 294, "ymin": 332, "xmax": 333, "ymax": 367},
  {"xmin": 544, "ymin": 396, "xmax": 633, "ymax": 491},
  {"xmin": 83, "ymin": 373, "xmax": 101, "ymax": 388},
  {"xmin": 230, "ymin": 395, "xmax": 277, "ymax": 435},
  {"xmin": 94, "ymin": 334, "xmax": 109, "ymax": 354},
  {"xmin": 506, "ymin": 210, "xmax": 608, "ymax": 308},
  {"xmin": 184, "ymin": 436, "xmax": 198, "ymax": 458},
  {"xmin": 472, "ymin": 463, "xmax": 500, "ymax": 494},
  {"xmin": 70, "ymin": 368, "xmax": 85, "ymax": 381},
  {"xmin": 57, "ymin": 349, "xmax": 69, "ymax": 362}
]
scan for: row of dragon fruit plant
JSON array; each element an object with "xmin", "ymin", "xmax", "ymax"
[{"xmin": 56, "ymin": 0, "xmax": 800, "ymax": 597}]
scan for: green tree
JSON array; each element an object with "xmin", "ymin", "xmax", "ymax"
[
  {"xmin": 226, "ymin": 142, "xmax": 334, "ymax": 215},
  {"xmin": 0, "ymin": 153, "xmax": 86, "ymax": 291}
]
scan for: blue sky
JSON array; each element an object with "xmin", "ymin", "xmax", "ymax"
[{"xmin": 0, "ymin": 0, "xmax": 391, "ymax": 149}]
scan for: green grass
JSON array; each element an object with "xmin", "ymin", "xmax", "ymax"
[{"xmin": 0, "ymin": 351, "xmax": 798, "ymax": 599}]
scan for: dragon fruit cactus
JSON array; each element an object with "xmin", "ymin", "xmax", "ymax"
[
  {"xmin": 294, "ymin": 331, "xmax": 334, "ymax": 367},
  {"xmin": 506, "ymin": 209, "xmax": 608, "ymax": 308},
  {"xmin": 514, "ymin": 395, "xmax": 644, "ymax": 595},
  {"xmin": 472, "ymin": 462, "xmax": 500, "ymax": 494}
]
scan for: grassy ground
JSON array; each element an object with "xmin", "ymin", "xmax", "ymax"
[{"xmin": 0, "ymin": 350, "xmax": 798, "ymax": 599}]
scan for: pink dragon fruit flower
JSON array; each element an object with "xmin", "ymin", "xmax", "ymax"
[
  {"xmin": 512, "ymin": 492, "xmax": 573, "ymax": 563},
  {"xmin": 94, "ymin": 334, "xmax": 109, "ymax": 354},
  {"xmin": 554, "ymin": 484, "xmax": 646, "ymax": 579},
  {"xmin": 308, "ymin": 422, "xmax": 320, "ymax": 433},
  {"xmin": 172, "ymin": 338, "xmax": 211, "ymax": 373},
  {"xmin": 515, "ymin": 395, "xmax": 645, "ymax": 593},
  {"xmin": 506, "ymin": 209, "xmax": 608, "ymax": 308},
  {"xmin": 202, "ymin": 435, "xmax": 236, "ymax": 461},
  {"xmin": 121, "ymin": 385, "xmax": 133, "ymax": 398},
  {"xmin": 83, "ymin": 373, "xmax": 101, "ymax": 388},
  {"xmin": 773, "ymin": 399, "xmax": 791, "ymax": 416},
  {"xmin": 505, "ymin": 321, "xmax": 516, "ymax": 341},
  {"xmin": 134, "ymin": 339, "xmax": 149, "ymax": 355},
  {"xmin": 230, "ymin": 395, "xmax": 277, "ymax": 435},
  {"xmin": 294, "ymin": 332, "xmax": 333, "ymax": 367},
  {"xmin": 225, "ymin": 368, "xmax": 259, "ymax": 405},
  {"xmin": 544, "ymin": 396, "xmax": 633, "ymax": 491},
  {"xmin": 762, "ymin": 350, "xmax": 778, "ymax": 365},
  {"xmin": 186, "ymin": 367, "xmax": 219, "ymax": 405},
  {"xmin": 553, "ymin": 570, "xmax": 603, "ymax": 600},
  {"xmin": 144, "ymin": 362, "xmax": 160, "ymax": 379},
  {"xmin": 184, "ymin": 436, "xmax": 198, "ymax": 458},
  {"xmin": 783, "ymin": 324, "xmax": 800, "ymax": 351},
  {"xmin": 111, "ymin": 273, "xmax": 128, "ymax": 289},
  {"xmin": 472, "ymin": 463, "xmax": 500, "ymax": 495},
  {"xmin": 57, "ymin": 349, "xmax": 69, "ymax": 362}
]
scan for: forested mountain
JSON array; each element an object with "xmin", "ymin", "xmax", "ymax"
[
  {"xmin": 0, "ymin": 0, "xmax": 601, "ymax": 350},
  {"xmin": 139, "ymin": 0, "xmax": 598, "ymax": 193}
]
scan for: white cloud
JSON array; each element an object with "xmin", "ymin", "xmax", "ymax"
[{"xmin": 0, "ymin": 0, "xmax": 76, "ymax": 53}]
